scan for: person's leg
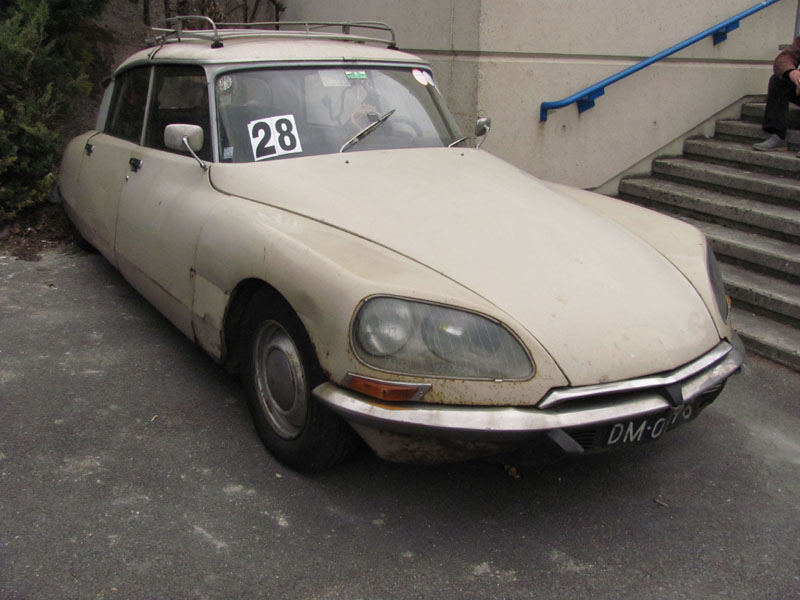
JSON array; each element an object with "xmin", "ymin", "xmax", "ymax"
[
  {"xmin": 791, "ymin": 87, "xmax": 800, "ymax": 109},
  {"xmin": 791, "ymin": 85, "xmax": 800, "ymax": 158},
  {"xmin": 755, "ymin": 74, "xmax": 794, "ymax": 150},
  {"xmin": 762, "ymin": 74, "xmax": 794, "ymax": 138}
]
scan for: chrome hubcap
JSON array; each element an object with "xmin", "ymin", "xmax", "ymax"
[{"xmin": 253, "ymin": 320, "xmax": 308, "ymax": 439}]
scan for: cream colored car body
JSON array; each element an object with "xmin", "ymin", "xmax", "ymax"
[{"xmin": 59, "ymin": 28, "xmax": 742, "ymax": 464}]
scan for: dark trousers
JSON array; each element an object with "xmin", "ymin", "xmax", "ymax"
[{"xmin": 763, "ymin": 74, "xmax": 800, "ymax": 139}]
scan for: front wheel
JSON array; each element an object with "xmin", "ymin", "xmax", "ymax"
[{"xmin": 242, "ymin": 293, "xmax": 357, "ymax": 471}]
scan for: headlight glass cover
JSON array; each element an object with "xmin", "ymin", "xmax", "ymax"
[
  {"xmin": 707, "ymin": 244, "xmax": 730, "ymax": 323},
  {"xmin": 352, "ymin": 297, "xmax": 534, "ymax": 380}
]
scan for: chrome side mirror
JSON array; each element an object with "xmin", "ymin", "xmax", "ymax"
[
  {"xmin": 475, "ymin": 117, "xmax": 491, "ymax": 149},
  {"xmin": 164, "ymin": 124, "xmax": 207, "ymax": 170}
]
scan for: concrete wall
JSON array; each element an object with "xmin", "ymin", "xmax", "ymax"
[
  {"xmin": 282, "ymin": 1, "xmax": 483, "ymax": 131},
  {"xmin": 284, "ymin": 0, "xmax": 797, "ymax": 190}
]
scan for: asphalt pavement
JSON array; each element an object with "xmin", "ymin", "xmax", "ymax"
[{"xmin": 1, "ymin": 249, "xmax": 799, "ymax": 600}]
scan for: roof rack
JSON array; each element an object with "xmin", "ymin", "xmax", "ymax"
[{"xmin": 148, "ymin": 16, "xmax": 398, "ymax": 50}]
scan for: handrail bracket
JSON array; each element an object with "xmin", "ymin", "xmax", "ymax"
[
  {"xmin": 577, "ymin": 88, "xmax": 606, "ymax": 114},
  {"xmin": 713, "ymin": 20, "xmax": 740, "ymax": 45}
]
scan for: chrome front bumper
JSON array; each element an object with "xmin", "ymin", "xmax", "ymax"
[{"xmin": 314, "ymin": 341, "xmax": 744, "ymax": 456}]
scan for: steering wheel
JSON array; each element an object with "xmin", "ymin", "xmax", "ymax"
[{"xmin": 351, "ymin": 106, "xmax": 379, "ymax": 129}]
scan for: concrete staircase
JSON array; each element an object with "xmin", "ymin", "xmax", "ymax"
[{"xmin": 619, "ymin": 99, "xmax": 800, "ymax": 371}]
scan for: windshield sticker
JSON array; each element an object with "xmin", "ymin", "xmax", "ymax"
[
  {"xmin": 345, "ymin": 70, "xmax": 368, "ymax": 80},
  {"xmin": 247, "ymin": 115, "xmax": 303, "ymax": 161},
  {"xmin": 319, "ymin": 70, "xmax": 349, "ymax": 87},
  {"xmin": 412, "ymin": 69, "xmax": 429, "ymax": 86},
  {"xmin": 217, "ymin": 75, "xmax": 233, "ymax": 92}
]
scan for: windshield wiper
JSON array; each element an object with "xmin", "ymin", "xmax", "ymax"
[
  {"xmin": 339, "ymin": 109, "xmax": 396, "ymax": 153},
  {"xmin": 448, "ymin": 136, "xmax": 469, "ymax": 148}
]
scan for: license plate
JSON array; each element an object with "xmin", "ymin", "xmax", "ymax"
[{"xmin": 604, "ymin": 404, "xmax": 697, "ymax": 448}]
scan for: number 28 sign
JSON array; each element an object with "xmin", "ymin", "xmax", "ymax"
[{"xmin": 247, "ymin": 114, "xmax": 303, "ymax": 161}]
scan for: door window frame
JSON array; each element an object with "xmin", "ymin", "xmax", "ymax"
[{"xmin": 104, "ymin": 66, "xmax": 154, "ymax": 145}]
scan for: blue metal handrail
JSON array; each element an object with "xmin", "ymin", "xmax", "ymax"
[{"xmin": 539, "ymin": 0, "xmax": 783, "ymax": 121}]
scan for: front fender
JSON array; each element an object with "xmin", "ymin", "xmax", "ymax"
[
  {"xmin": 549, "ymin": 182, "xmax": 734, "ymax": 342},
  {"xmin": 191, "ymin": 192, "xmax": 568, "ymax": 406}
]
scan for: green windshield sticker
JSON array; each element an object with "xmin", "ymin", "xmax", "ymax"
[{"xmin": 345, "ymin": 71, "xmax": 368, "ymax": 80}]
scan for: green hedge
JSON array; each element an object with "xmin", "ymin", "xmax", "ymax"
[{"xmin": 0, "ymin": 0, "xmax": 109, "ymax": 224}]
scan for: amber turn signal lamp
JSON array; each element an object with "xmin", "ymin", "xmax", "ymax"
[{"xmin": 344, "ymin": 374, "xmax": 431, "ymax": 403}]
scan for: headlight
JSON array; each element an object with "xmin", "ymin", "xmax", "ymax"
[
  {"xmin": 356, "ymin": 297, "xmax": 413, "ymax": 357},
  {"xmin": 352, "ymin": 297, "xmax": 534, "ymax": 380},
  {"xmin": 707, "ymin": 244, "xmax": 730, "ymax": 323}
]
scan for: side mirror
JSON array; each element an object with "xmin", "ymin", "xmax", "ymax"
[
  {"xmin": 475, "ymin": 117, "xmax": 492, "ymax": 138},
  {"xmin": 475, "ymin": 117, "xmax": 491, "ymax": 148},
  {"xmin": 164, "ymin": 124, "xmax": 207, "ymax": 170},
  {"xmin": 165, "ymin": 123, "xmax": 204, "ymax": 153}
]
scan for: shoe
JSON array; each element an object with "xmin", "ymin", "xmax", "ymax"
[{"xmin": 753, "ymin": 134, "xmax": 788, "ymax": 151}]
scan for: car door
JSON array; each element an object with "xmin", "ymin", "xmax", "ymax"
[
  {"xmin": 114, "ymin": 65, "xmax": 218, "ymax": 339},
  {"xmin": 72, "ymin": 66, "xmax": 151, "ymax": 263}
]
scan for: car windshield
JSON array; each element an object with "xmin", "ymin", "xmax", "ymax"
[{"xmin": 215, "ymin": 66, "xmax": 462, "ymax": 162}]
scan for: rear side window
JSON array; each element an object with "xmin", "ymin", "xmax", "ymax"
[
  {"xmin": 145, "ymin": 65, "xmax": 211, "ymax": 161},
  {"xmin": 105, "ymin": 67, "xmax": 150, "ymax": 143}
]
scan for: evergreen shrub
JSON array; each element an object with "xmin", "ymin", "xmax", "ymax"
[{"xmin": 0, "ymin": 0, "xmax": 109, "ymax": 224}]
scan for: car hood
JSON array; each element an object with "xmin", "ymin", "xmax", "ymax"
[{"xmin": 210, "ymin": 148, "xmax": 719, "ymax": 386}]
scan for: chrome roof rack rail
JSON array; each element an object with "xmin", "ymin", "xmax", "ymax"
[{"xmin": 148, "ymin": 17, "xmax": 398, "ymax": 50}]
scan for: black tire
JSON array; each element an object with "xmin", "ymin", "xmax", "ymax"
[{"xmin": 241, "ymin": 290, "xmax": 357, "ymax": 472}]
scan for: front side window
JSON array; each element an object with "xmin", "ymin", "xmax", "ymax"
[
  {"xmin": 145, "ymin": 65, "xmax": 211, "ymax": 160},
  {"xmin": 105, "ymin": 67, "xmax": 150, "ymax": 143},
  {"xmin": 215, "ymin": 66, "xmax": 462, "ymax": 163}
]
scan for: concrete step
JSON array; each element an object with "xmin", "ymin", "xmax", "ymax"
[
  {"xmin": 721, "ymin": 262, "xmax": 800, "ymax": 323},
  {"xmin": 652, "ymin": 156, "xmax": 800, "ymax": 204},
  {"xmin": 716, "ymin": 119, "xmax": 800, "ymax": 147},
  {"xmin": 617, "ymin": 99, "xmax": 800, "ymax": 371},
  {"xmin": 731, "ymin": 308, "xmax": 800, "ymax": 372},
  {"xmin": 682, "ymin": 138, "xmax": 800, "ymax": 176},
  {"xmin": 741, "ymin": 101, "xmax": 800, "ymax": 128},
  {"xmin": 679, "ymin": 216, "xmax": 800, "ymax": 278},
  {"xmin": 619, "ymin": 177, "xmax": 800, "ymax": 238}
]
